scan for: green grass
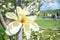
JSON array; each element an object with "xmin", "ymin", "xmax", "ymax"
[
  {"xmin": 40, "ymin": 9, "xmax": 60, "ymax": 14},
  {"xmin": 0, "ymin": 24, "xmax": 9, "ymax": 40},
  {"xmin": 35, "ymin": 20, "xmax": 60, "ymax": 28}
]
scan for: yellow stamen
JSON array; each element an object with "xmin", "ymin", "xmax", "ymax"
[
  {"xmin": 20, "ymin": 18, "xmax": 26, "ymax": 23},
  {"xmin": 19, "ymin": 14, "xmax": 30, "ymax": 23}
]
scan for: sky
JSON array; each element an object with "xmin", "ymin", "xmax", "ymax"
[{"xmin": 40, "ymin": 0, "xmax": 60, "ymax": 11}]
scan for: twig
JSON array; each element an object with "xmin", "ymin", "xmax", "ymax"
[
  {"xmin": 27, "ymin": 0, "xmax": 37, "ymax": 9},
  {"xmin": 16, "ymin": 0, "xmax": 22, "ymax": 40},
  {"xmin": 0, "ymin": 12, "xmax": 7, "ymax": 29},
  {"xmin": 16, "ymin": 25, "xmax": 22, "ymax": 40},
  {"xmin": 8, "ymin": 36, "xmax": 14, "ymax": 40},
  {"xmin": 26, "ymin": 0, "xmax": 37, "ymax": 13},
  {"xmin": 16, "ymin": 0, "xmax": 22, "ymax": 7},
  {"xmin": 0, "ymin": 12, "xmax": 14, "ymax": 40}
]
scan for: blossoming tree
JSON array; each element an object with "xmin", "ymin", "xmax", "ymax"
[{"xmin": 0, "ymin": 0, "xmax": 58, "ymax": 40}]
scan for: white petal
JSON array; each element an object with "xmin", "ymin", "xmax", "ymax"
[
  {"xmin": 15, "ymin": 6, "xmax": 30, "ymax": 18},
  {"xmin": 17, "ymin": 8, "xmax": 30, "ymax": 16},
  {"xmin": 16, "ymin": 6, "xmax": 23, "ymax": 18},
  {"xmin": 23, "ymin": 23, "xmax": 31, "ymax": 39},
  {"xmin": 5, "ymin": 21, "xmax": 22, "ymax": 36},
  {"xmin": 16, "ymin": 6, "xmax": 22, "ymax": 14},
  {"xmin": 17, "ymin": 9, "xmax": 30, "ymax": 17},
  {"xmin": 27, "ymin": 15, "xmax": 37, "ymax": 21},
  {"xmin": 22, "ymin": 9, "xmax": 30, "ymax": 15},
  {"xmin": 30, "ymin": 22, "xmax": 39, "ymax": 31},
  {"xmin": 5, "ymin": 12, "xmax": 18, "ymax": 20}
]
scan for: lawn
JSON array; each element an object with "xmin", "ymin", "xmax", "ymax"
[{"xmin": 35, "ymin": 20, "xmax": 60, "ymax": 28}]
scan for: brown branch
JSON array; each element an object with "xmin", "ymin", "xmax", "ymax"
[
  {"xmin": 8, "ymin": 36, "xmax": 14, "ymax": 40},
  {"xmin": 16, "ymin": 0, "xmax": 22, "ymax": 40},
  {"xmin": 0, "ymin": 12, "xmax": 7, "ymax": 29},
  {"xmin": 16, "ymin": 0, "xmax": 22, "ymax": 7},
  {"xmin": 0, "ymin": 12, "xmax": 14, "ymax": 40},
  {"xmin": 16, "ymin": 27, "xmax": 22, "ymax": 40}
]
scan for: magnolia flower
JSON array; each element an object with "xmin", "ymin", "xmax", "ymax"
[
  {"xmin": 7, "ymin": 3, "xmax": 14, "ymax": 9},
  {"xmin": 0, "ymin": 3, "xmax": 2, "ymax": 5},
  {"xmin": 2, "ymin": 5, "xmax": 6, "ymax": 8},
  {"xmin": 8, "ymin": 3, "xmax": 12, "ymax": 6},
  {"xmin": 5, "ymin": 6, "xmax": 39, "ymax": 39}
]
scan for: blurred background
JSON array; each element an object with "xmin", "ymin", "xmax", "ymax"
[{"xmin": 0, "ymin": 0, "xmax": 60, "ymax": 40}]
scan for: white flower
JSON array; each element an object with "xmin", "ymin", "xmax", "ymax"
[
  {"xmin": 0, "ymin": 3, "xmax": 2, "ymax": 5},
  {"xmin": 5, "ymin": 6, "xmax": 39, "ymax": 39},
  {"xmin": 8, "ymin": 3, "xmax": 12, "ymax": 6},
  {"xmin": 2, "ymin": 5, "xmax": 6, "ymax": 8},
  {"xmin": 7, "ymin": 3, "xmax": 14, "ymax": 9}
]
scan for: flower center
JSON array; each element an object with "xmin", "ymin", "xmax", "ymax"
[
  {"xmin": 21, "ymin": 18, "xmax": 26, "ymax": 23},
  {"xmin": 19, "ymin": 14, "xmax": 30, "ymax": 23}
]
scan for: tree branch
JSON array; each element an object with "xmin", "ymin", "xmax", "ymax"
[
  {"xmin": 0, "ymin": 12, "xmax": 7, "ymax": 29},
  {"xmin": 16, "ymin": 0, "xmax": 22, "ymax": 40},
  {"xmin": 16, "ymin": 27, "xmax": 22, "ymax": 40},
  {"xmin": 0, "ymin": 12, "xmax": 14, "ymax": 40},
  {"xmin": 16, "ymin": 0, "xmax": 22, "ymax": 7},
  {"xmin": 26, "ymin": 0, "xmax": 37, "ymax": 13},
  {"xmin": 8, "ymin": 36, "xmax": 14, "ymax": 40}
]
